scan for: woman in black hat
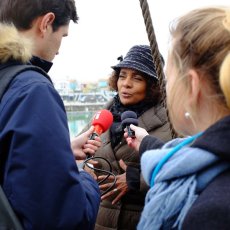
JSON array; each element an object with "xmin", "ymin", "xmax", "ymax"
[{"xmin": 79, "ymin": 45, "xmax": 173, "ymax": 230}]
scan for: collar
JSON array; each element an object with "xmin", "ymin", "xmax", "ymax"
[
  {"xmin": 30, "ymin": 56, "xmax": 53, "ymax": 73},
  {"xmin": 193, "ymin": 115, "xmax": 230, "ymax": 161}
]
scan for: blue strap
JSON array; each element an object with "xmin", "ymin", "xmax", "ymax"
[{"xmin": 150, "ymin": 132, "xmax": 203, "ymax": 187}]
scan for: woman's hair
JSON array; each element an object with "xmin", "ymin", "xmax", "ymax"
[
  {"xmin": 108, "ymin": 69, "xmax": 161, "ymax": 106},
  {"xmin": 169, "ymin": 6, "xmax": 230, "ymax": 115},
  {"xmin": 220, "ymin": 52, "xmax": 230, "ymax": 108},
  {"xmin": 0, "ymin": 0, "xmax": 78, "ymax": 31}
]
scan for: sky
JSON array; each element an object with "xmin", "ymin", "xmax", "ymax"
[{"xmin": 49, "ymin": 0, "xmax": 230, "ymax": 84}]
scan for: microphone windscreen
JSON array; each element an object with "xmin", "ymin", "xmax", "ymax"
[
  {"xmin": 121, "ymin": 111, "xmax": 137, "ymax": 121},
  {"xmin": 92, "ymin": 109, "xmax": 113, "ymax": 133},
  {"xmin": 121, "ymin": 117, "xmax": 138, "ymax": 127}
]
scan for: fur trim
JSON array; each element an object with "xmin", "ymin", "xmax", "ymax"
[{"xmin": 0, "ymin": 23, "xmax": 33, "ymax": 63}]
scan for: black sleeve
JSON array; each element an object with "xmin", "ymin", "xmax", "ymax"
[
  {"xmin": 126, "ymin": 166, "xmax": 141, "ymax": 190},
  {"xmin": 139, "ymin": 135, "xmax": 165, "ymax": 156}
]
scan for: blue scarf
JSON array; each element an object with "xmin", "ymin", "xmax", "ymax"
[{"xmin": 138, "ymin": 136, "xmax": 230, "ymax": 230}]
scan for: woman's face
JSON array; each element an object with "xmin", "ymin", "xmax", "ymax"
[{"xmin": 117, "ymin": 68, "xmax": 147, "ymax": 106}]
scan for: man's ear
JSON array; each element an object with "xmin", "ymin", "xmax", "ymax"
[{"xmin": 38, "ymin": 12, "xmax": 55, "ymax": 35}]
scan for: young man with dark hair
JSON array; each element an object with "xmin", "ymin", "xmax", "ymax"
[{"xmin": 0, "ymin": 0, "xmax": 101, "ymax": 229}]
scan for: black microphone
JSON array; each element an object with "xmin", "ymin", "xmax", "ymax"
[{"xmin": 121, "ymin": 111, "xmax": 138, "ymax": 138}]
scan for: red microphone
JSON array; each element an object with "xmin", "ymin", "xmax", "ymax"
[{"xmin": 90, "ymin": 109, "xmax": 113, "ymax": 140}]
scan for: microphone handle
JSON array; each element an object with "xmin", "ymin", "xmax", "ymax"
[
  {"xmin": 127, "ymin": 125, "xmax": 135, "ymax": 138},
  {"xmin": 85, "ymin": 132, "xmax": 98, "ymax": 159},
  {"xmin": 89, "ymin": 132, "xmax": 99, "ymax": 140}
]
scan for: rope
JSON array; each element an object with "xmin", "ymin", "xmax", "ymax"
[{"xmin": 139, "ymin": 0, "xmax": 177, "ymax": 138}]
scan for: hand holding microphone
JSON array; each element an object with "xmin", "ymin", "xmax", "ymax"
[
  {"xmin": 124, "ymin": 124, "xmax": 149, "ymax": 151},
  {"xmin": 84, "ymin": 109, "xmax": 113, "ymax": 159},
  {"xmin": 71, "ymin": 109, "xmax": 113, "ymax": 160},
  {"xmin": 82, "ymin": 109, "xmax": 117, "ymax": 193},
  {"xmin": 121, "ymin": 111, "xmax": 149, "ymax": 151},
  {"xmin": 71, "ymin": 126, "xmax": 100, "ymax": 160}
]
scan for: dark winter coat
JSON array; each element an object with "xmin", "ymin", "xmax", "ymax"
[
  {"xmin": 182, "ymin": 115, "xmax": 230, "ymax": 230},
  {"xmin": 0, "ymin": 23, "xmax": 100, "ymax": 229}
]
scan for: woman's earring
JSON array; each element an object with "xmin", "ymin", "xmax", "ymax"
[{"xmin": 185, "ymin": 112, "xmax": 190, "ymax": 119}]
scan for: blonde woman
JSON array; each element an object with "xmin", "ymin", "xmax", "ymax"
[{"xmin": 126, "ymin": 6, "xmax": 230, "ymax": 230}]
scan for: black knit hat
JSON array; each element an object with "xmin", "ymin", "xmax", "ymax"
[{"xmin": 111, "ymin": 45, "xmax": 161, "ymax": 80}]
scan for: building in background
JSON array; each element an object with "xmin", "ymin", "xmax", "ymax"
[{"xmin": 54, "ymin": 77, "xmax": 116, "ymax": 112}]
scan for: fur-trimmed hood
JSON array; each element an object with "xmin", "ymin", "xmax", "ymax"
[{"xmin": 0, "ymin": 23, "xmax": 33, "ymax": 64}]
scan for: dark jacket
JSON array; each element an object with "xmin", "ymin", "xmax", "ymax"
[
  {"xmin": 0, "ymin": 23, "xmax": 100, "ymax": 229},
  {"xmin": 81, "ymin": 98, "xmax": 173, "ymax": 230},
  {"xmin": 139, "ymin": 115, "xmax": 230, "ymax": 230},
  {"xmin": 182, "ymin": 115, "xmax": 230, "ymax": 230}
]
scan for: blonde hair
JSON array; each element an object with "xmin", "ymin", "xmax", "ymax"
[
  {"xmin": 169, "ymin": 6, "xmax": 230, "ymax": 119},
  {"xmin": 220, "ymin": 52, "xmax": 230, "ymax": 108}
]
